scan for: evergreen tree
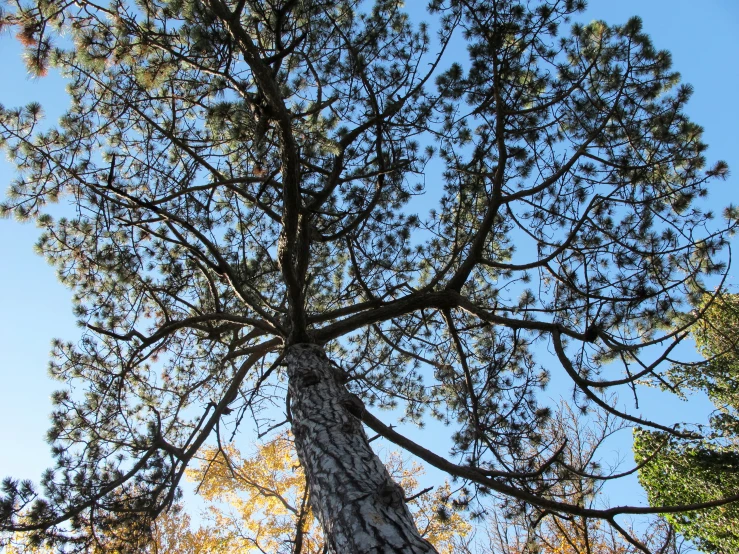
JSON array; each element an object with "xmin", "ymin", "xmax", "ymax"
[{"xmin": 0, "ymin": 0, "xmax": 736, "ymax": 552}]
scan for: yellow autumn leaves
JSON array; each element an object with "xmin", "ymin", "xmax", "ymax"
[{"xmin": 185, "ymin": 432, "xmax": 470, "ymax": 553}]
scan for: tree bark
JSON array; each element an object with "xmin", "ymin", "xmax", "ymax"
[{"xmin": 286, "ymin": 343, "xmax": 439, "ymax": 554}]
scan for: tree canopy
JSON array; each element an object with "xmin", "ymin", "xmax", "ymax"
[
  {"xmin": 635, "ymin": 292, "xmax": 739, "ymax": 554},
  {"xmin": 0, "ymin": 0, "xmax": 736, "ymax": 552},
  {"xmin": 672, "ymin": 291, "xmax": 739, "ymax": 436}
]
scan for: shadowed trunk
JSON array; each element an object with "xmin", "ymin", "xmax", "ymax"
[{"xmin": 286, "ymin": 343, "xmax": 439, "ymax": 553}]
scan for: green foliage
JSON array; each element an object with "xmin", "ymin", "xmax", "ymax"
[
  {"xmin": 634, "ymin": 429, "xmax": 739, "ymax": 554},
  {"xmin": 683, "ymin": 292, "xmax": 739, "ymax": 435},
  {"xmin": 635, "ymin": 292, "xmax": 739, "ymax": 553}
]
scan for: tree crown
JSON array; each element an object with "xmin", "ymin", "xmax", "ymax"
[{"xmin": 0, "ymin": 0, "xmax": 735, "ymax": 551}]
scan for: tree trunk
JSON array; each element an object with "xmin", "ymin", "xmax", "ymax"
[{"xmin": 286, "ymin": 343, "xmax": 439, "ymax": 554}]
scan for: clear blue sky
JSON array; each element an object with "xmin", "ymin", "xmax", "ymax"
[{"xmin": 0, "ymin": 0, "xmax": 737, "ymax": 536}]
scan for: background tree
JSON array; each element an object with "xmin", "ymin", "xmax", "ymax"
[
  {"xmin": 671, "ymin": 291, "xmax": 739, "ymax": 436},
  {"xmin": 483, "ymin": 510, "xmax": 686, "ymax": 554},
  {"xmin": 0, "ymin": 0, "xmax": 736, "ymax": 552},
  {"xmin": 635, "ymin": 292, "xmax": 739, "ymax": 553},
  {"xmin": 634, "ymin": 430, "xmax": 739, "ymax": 554},
  {"xmin": 188, "ymin": 432, "xmax": 470, "ymax": 553},
  {"xmin": 460, "ymin": 403, "xmax": 689, "ymax": 554}
]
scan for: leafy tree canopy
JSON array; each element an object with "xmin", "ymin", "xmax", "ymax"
[
  {"xmin": 672, "ymin": 291, "xmax": 739, "ymax": 436},
  {"xmin": 0, "ymin": 0, "xmax": 736, "ymax": 551},
  {"xmin": 635, "ymin": 429, "xmax": 739, "ymax": 554},
  {"xmin": 635, "ymin": 292, "xmax": 739, "ymax": 554}
]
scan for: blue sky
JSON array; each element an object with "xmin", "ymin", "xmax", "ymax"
[{"xmin": 0, "ymin": 0, "xmax": 737, "ymax": 538}]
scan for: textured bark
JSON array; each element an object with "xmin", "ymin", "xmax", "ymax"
[{"xmin": 286, "ymin": 343, "xmax": 439, "ymax": 554}]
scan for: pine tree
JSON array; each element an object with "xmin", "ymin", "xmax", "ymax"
[{"xmin": 0, "ymin": 0, "xmax": 736, "ymax": 552}]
